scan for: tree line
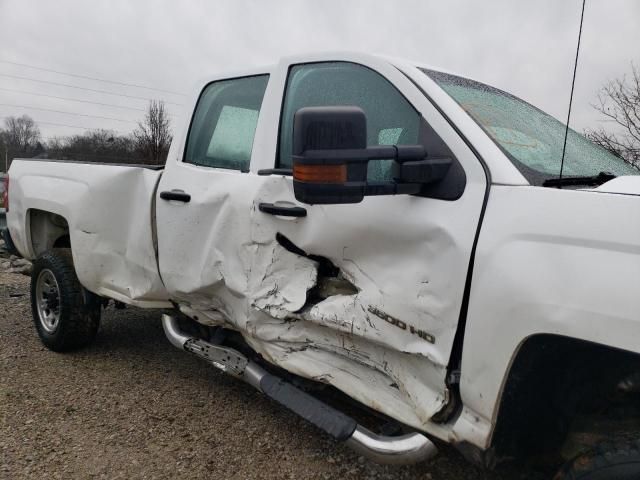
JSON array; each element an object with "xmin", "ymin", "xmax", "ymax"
[{"xmin": 0, "ymin": 100, "xmax": 172, "ymax": 170}]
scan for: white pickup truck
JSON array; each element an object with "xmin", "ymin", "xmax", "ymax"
[{"xmin": 5, "ymin": 53, "xmax": 640, "ymax": 478}]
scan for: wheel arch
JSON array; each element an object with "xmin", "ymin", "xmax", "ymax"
[
  {"xmin": 489, "ymin": 333, "xmax": 640, "ymax": 463},
  {"xmin": 27, "ymin": 208, "xmax": 72, "ymax": 258}
]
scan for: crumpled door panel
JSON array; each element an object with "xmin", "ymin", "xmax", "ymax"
[{"xmin": 171, "ymin": 174, "xmax": 481, "ymax": 432}]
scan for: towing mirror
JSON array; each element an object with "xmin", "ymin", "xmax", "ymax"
[{"xmin": 291, "ymin": 106, "xmax": 452, "ymax": 205}]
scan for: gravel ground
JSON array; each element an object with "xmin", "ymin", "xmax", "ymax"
[{"xmin": 0, "ymin": 266, "xmax": 547, "ymax": 479}]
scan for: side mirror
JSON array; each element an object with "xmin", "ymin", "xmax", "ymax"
[{"xmin": 291, "ymin": 106, "xmax": 452, "ymax": 205}]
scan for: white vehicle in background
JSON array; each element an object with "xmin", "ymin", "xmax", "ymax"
[{"xmin": 5, "ymin": 53, "xmax": 640, "ymax": 478}]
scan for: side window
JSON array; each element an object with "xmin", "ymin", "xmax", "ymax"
[
  {"xmin": 277, "ymin": 62, "xmax": 420, "ymax": 181},
  {"xmin": 185, "ymin": 75, "xmax": 269, "ymax": 171}
]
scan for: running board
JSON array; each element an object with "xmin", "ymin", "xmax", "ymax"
[{"xmin": 161, "ymin": 314, "xmax": 437, "ymax": 465}]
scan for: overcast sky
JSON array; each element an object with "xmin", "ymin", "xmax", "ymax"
[{"xmin": 0, "ymin": 0, "xmax": 638, "ymax": 141}]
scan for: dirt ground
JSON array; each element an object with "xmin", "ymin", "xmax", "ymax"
[{"xmin": 0, "ymin": 269, "xmax": 546, "ymax": 479}]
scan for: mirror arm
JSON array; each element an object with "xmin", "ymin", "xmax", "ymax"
[
  {"xmin": 298, "ymin": 145, "xmax": 427, "ymax": 165},
  {"xmin": 363, "ymin": 182, "xmax": 422, "ymax": 196}
]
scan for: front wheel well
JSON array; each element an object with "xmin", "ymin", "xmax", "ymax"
[{"xmin": 491, "ymin": 334, "xmax": 640, "ymax": 464}]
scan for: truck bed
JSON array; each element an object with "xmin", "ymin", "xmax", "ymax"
[{"xmin": 7, "ymin": 158, "xmax": 170, "ymax": 307}]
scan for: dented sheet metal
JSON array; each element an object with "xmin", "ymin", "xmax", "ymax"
[
  {"xmin": 152, "ymin": 54, "xmax": 487, "ymax": 440},
  {"xmin": 9, "ymin": 54, "xmax": 489, "ymax": 443},
  {"xmin": 156, "ymin": 158, "xmax": 485, "ymax": 435},
  {"xmin": 150, "ymin": 54, "xmax": 490, "ymax": 439},
  {"xmin": 8, "ymin": 161, "xmax": 170, "ymax": 307}
]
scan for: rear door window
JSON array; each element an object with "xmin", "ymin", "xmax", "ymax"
[{"xmin": 185, "ymin": 75, "xmax": 269, "ymax": 171}]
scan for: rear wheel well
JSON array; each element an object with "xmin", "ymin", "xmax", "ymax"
[
  {"xmin": 28, "ymin": 209, "xmax": 70, "ymax": 257},
  {"xmin": 491, "ymin": 334, "xmax": 640, "ymax": 465},
  {"xmin": 53, "ymin": 235, "xmax": 71, "ymax": 248}
]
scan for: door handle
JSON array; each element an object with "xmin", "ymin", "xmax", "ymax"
[
  {"xmin": 160, "ymin": 190, "xmax": 191, "ymax": 203},
  {"xmin": 258, "ymin": 202, "xmax": 307, "ymax": 217}
]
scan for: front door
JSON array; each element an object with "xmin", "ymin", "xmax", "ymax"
[{"xmin": 248, "ymin": 57, "xmax": 487, "ymax": 430}]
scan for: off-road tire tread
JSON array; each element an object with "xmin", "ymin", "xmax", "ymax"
[
  {"xmin": 556, "ymin": 436, "xmax": 640, "ymax": 479},
  {"xmin": 31, "ymin": 249, "xmax": 100, "ymax": 351}
]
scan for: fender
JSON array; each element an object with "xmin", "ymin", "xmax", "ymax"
[{"xmin": 459, "ymin": 184, "xmax": 640, "ymax": 448}]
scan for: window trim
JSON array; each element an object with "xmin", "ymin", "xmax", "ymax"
[
  {"xmin": 182, "ymin": 73, "xmax": 270, "ymax": 173},
  {"xmin": 273, "ymin": 61, "xmax": 422, "ymax": 172}
]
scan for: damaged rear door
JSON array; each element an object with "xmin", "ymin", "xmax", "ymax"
[
  {"xmin": 248, "ymin": 56, "xmax": 487, "ymax": 430},
  {"xmin": 155, "ymin": 73, "xmax": 271, "ymax": 319}
]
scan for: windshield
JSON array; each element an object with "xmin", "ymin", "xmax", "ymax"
[{"xmin": 421, "ymin": 68, "xmax": 640, "ymax": 185}]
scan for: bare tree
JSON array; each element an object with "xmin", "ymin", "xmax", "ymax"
[
  {"xmin": 585, "ymin": 64, "xmax": 640, "ymax": 169},
  {"xmin": 4, "ymin": 115, "xmax": 41, "ymax": 150},
  {"xmin": 133, "ymin": 100, "xmax": 172, "ymax": 164},
  {"xmin": 2, "ymin": 115, "xmax": 43, "ymax": 168}
]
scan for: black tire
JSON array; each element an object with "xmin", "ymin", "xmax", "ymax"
[
  {"xmin": 556, "ymin": 437, "xmax": 640, "ymax": 479},
  {"xmin": 30, "ymin": 248, "xmax": 100, "ymax": 351}
]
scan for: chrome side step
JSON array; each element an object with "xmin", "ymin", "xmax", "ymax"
[{"xmin": 161, "ymin": 314, "xmax": 437, "ymax": 465}]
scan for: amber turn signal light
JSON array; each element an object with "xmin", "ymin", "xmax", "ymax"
[{"xmin": 293, "ymin": 164, "xmax": 347, "ymax": 183}]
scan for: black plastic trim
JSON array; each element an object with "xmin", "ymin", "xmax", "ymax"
[
  {"xmin": 258, "ymin": 202, "xmax": 307, "ymax": 217},
  {"xmin": 159, "ymin": 190, "xmax": 191, "ymax": 203},
  {"xmin": 257, "ymin": 168, "xmax": 293, "ymax": 176}
]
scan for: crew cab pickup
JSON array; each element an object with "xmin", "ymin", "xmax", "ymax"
[{"xmin": 6, "ymin": 53, "xmax": 640, "ymax": 477}]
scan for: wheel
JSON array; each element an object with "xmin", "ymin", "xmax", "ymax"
[
  {"xmin": 555, "ymin": 437, "xmax": 640, "ymax": 479},
  {"xmin": 30, "ymin": 249, "xmax": 100, "ymax": 351}
]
